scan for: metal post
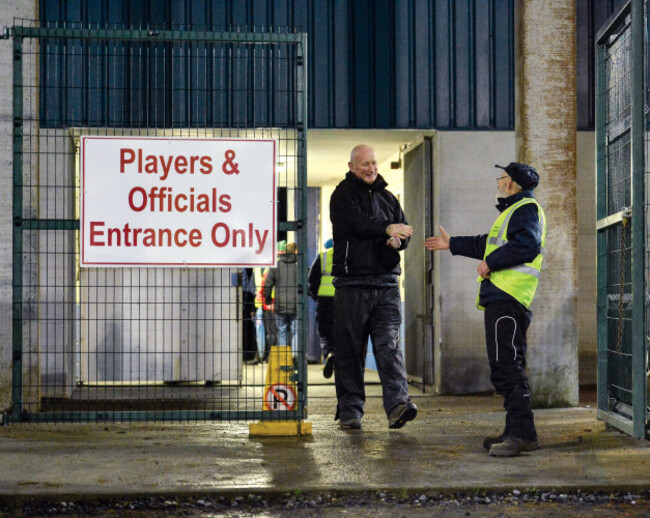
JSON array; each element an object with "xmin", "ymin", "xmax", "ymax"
[
  {"xmin": 630, "ymin": 0, "xmax": 646, "ymax": 439},
  {"xmin": 11, "ymin": 34, "xmax": 23, "ymax": 422},
  {"xmin": 296, "ymin": 33, "xmax": 309, "ymax": 419},
  {"xmin": 595, "ymin": 35, "xmax": 609, "ymax": 418}
]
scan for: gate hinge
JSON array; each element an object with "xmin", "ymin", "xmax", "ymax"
[
  {"xmin": 13, "ymin": 216, "xmax": 22, "ymax": 228},
  {"xmin": 296, "ymin": 56, "xmax": 304, "ymax": 66},
  {"xmin": 13, "ymin": 117, "xmax": 22, "ymax": 128}
]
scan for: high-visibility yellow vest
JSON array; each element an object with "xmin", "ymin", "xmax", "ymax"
[
  {"xmin": 254, "ymin": 268, "xmax": 264, "ymax": 308},
  {"xmin": 477, "ymin": 197, "xmax": 546, "ymax": 310},
  {"xmin": 317, "ymin": 248, "xmax": 335, "ymax": 297}
]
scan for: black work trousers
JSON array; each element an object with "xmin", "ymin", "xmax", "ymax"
[
  {"xmin": 484, "ymin": 299, "xmax": 537, "ymax": 441},
  {"xmin": 333, "ymin": 286, "xmax": 410, "ymax": 421}
]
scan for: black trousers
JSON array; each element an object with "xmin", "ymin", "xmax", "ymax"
[
  {"xmin": 242, "ymin": 291, "xmax": 258, "ymax": 362},
  {"xmin": 484, "ymin": 299, "xmax": 537, "ymax": 440},
  {"xmin": 333, "ymin": 286, "xmax": 410, "ymax": 421},
  {"xmin": 316, "ymin": 297, "xmax": 334, "ymax": 358}
]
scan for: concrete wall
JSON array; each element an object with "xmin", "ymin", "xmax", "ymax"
[
  {"xmin": 516, "ymin": 0, "xmax": 579, "ymax": 408},
  {"xmin": 0, "ymin": 2, "xmax": 38, "ymax": 413}
]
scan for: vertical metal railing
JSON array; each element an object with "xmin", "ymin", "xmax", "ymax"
[
  {"xmin": 9, "ymin": 24, "xmax": 308, "ymax": 424},
  {"xmin": 595, "ymin": 0, "xmax": 648, "ymax": 439}
]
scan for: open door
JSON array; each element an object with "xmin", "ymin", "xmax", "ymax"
[{"xmin": 403, "ymin": 136, "xmax": 436, "ymax": 390}]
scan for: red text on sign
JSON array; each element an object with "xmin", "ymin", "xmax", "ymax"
[
  {"xmin": 127, "ymin": 187, "xmax": 232, "ymax": 213},
  {"xmin": 120, "ymin": 148, "xmax": 213, "ymax": 181}
]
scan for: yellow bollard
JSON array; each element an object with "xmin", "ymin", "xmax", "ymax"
[{"xmin": 249, "ymin": 345, "xmax": 312, "ymax": 436}]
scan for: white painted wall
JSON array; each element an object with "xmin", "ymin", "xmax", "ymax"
[
  {"xmin": 432, "ymin": 131, "xmax": 596, "ymax": 398},
  {"xmin": 434, "ymin": 132, "xmax": 517, "ymax": 393}
]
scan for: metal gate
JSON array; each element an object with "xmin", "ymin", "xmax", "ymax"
[
  {"xmin": 595, "ymin": 0, "xmax": 648, "ymax": 438},
  {"xmin": 8, "ymin": 23, "xmax": 308, "ymax": 424}
]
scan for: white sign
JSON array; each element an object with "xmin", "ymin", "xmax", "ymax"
[{"xmin": 80, "ymin": 136, "xmax": 276, "ymax": 267}]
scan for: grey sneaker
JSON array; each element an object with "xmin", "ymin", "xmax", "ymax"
[
  {"xmin": 482, "ymin": 434, "xmax": 506, "ymax": 450},
  {"xmin": 322, "ymin": 353, "xmax": 335, "ymax": 379},
  {"xmin": 388, "ymin": 402, "xmax": 417, "ymax": 429},
  {"xmin": 339, "ymin": 417, "xmax": 362, "ymax": 430},
  {"xmin": 489, "ymin": 436, "xmax": 539, "ymax": 457}
]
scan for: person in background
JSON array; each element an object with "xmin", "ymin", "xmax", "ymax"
[
  {"xmin": 241, "ymin": 268, "xmax": 259, "ymax": 364},
  {"xmin": 253, "ymin": 268, "xmax": 266, "ymax": 363},
  {"xmin": 425, "ymin": 162, "xmax": 546, "ymax": 457},
  {"xmin": 308, "ymin": 238, "xmax": 336, "ymax": 378},
  {"xmin": 264, "ymin": 242, "xmax": 299, "ymax": 357},
  {"xmin": 256, "ymin": 241, "xmax": 285, "ymax": 362}
]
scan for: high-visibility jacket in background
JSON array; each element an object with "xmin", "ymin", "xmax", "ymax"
[{"xmin": 317, "ymin": 248, "xmax": 335, "ymax": 297}]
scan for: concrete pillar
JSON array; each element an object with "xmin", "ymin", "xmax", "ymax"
[
  {"xmin": 0, "ymin": 2, "xmax": 37, "ymax": 412},
  {"xmin": 515, "ymin": 1, "xmax": 579, "ymax": 407}
]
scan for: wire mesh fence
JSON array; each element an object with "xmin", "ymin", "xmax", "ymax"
[
  {"xmin": 10, "ymin": 23, "xmax": 308, "ymax": 424},
  {"xmin": 595, "ymin": 1, "xmax": 648, "ymax": 438}
]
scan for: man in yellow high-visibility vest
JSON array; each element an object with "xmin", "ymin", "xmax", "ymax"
[{"xmin": 425, "ymin": 162, "xmax": 546, "ymax": 457}]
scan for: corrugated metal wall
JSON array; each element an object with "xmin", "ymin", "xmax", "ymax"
[
  {"xmin": 576, "ymin": 0, "xmax": 627, "ymax": 130},
  {"xmin": 39, "ymin": 0, "xmax": 624, "ymax": 131}
]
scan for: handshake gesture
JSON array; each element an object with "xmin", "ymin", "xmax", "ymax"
[
  {"xmin": 424, "ymin": 226, "xmax": 450, "ymax": 250},
  {"xmin": 425, "ymin": 225, "xmax": 490, "ymax": 278}
]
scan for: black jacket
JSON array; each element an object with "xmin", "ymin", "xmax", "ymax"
[
  {"xmin": 330, "ymin": 172, "xmax": 409, "ymax": 287},
  {"xmin": 449, "ymin": 190, "xmax": 542, "ymax": 307}
]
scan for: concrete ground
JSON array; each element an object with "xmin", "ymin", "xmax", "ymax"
[{"xmin": 0, "ymin": 365, "xmax": 648, "ymax": 505}]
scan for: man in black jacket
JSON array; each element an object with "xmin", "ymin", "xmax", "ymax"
[
  {"xmin": 330, "ymin": 144, "xmax": 417, "ymax": 431},
  {"xmin": 425, "ymin": 162, "xmax": 546, "ymax": 457}
]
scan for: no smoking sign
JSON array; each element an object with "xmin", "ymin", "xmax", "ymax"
[{"xmin": 264, "ymin": 383, "xmax": 296, "ymax": 411}]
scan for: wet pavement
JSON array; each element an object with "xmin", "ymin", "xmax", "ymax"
[{"xmin": 0, "ymin": 366, "xmax": 649, "ymax": 515}]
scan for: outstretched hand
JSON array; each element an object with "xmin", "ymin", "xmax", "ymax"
[{"xmin": 424, "ymin": 226, "xmax": 450, "ymax": 250}]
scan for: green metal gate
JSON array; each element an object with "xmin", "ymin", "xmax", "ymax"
[
  {"xmin": 7, "ymin": 23, "xmax": 308, "ymax": 424},
  {"xmin": 595, "ymin": 0, "xmax": 648, "ymax": 438}
]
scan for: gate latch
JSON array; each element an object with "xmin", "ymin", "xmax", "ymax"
[{"xmin": 621, "ymin": 206, "xmax": 632, "ymax": 227}]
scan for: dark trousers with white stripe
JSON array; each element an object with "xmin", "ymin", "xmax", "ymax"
[{"xmin": 484, "ymin": 299, "xmax": 537, "ymax": 441}]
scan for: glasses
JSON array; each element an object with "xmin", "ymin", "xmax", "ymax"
[{"xmin": 496, "ymin": 175, "xmax": 509, "ymax": 182}]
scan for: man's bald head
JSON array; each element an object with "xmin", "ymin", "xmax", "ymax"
[{"xmin": 349, "ymin": 145, "xmax": 378, "ymax": 185}]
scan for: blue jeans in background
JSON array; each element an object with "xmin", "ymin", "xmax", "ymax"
[{"xmin": 276, "ymin": 313, "xmax": 297, "ymax": 356}]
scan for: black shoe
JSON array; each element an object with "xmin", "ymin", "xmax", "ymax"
[
  {"xmin": 322, "ymin": 353, "xmax": 335, "ymax": 379},
  {"xmin": 388, "ymin": 402, "xmax": 417, "ymax": 429},
  {"xmin": 482, "ymin": 434, "xmax": 506, "ymax": 450},
  {"xmin": 339, "ymin": 417, "xmax": 362, "ymax": 430},
  {"xmin": 489, "ymin": 436, "xmax": 539, "ymax": 457}
]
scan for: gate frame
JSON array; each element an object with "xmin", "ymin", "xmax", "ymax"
[
  {"xmin": 9, "ymin": 25, "xmax": 309, "ymax": 424},
  {"xmin": 595, "ymin": 0, "xmax": 647, "ymax": 439}
]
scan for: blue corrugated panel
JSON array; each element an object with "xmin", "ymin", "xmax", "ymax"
[
  {"xmin": 576, "ymin": 0, "xmax": 628, "ymax": 130},
  {"xmin": 38, "ymin": 0, "xmax": 518, "ymax": 130}
]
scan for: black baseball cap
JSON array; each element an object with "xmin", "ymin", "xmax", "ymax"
[{"xmin": 495, "ymin": 162, "xmax": 539, "ymax": 190}]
